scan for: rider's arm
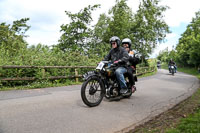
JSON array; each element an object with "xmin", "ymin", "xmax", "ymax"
[
  {"xmin": 130, "ymin": 50, "xmax": 141, "ymax": 65},
  {"xmin": 119, "ymin": 48, "xmax": 129, "ymax": 63},
  {"xmin": 103, "ymin": 50, "xmax": 112, "ymax": 61},
  {"xmin": 130, "ymin": 56, "xmax": 140, "ymax": 65}
]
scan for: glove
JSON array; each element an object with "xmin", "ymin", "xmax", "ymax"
[
  {"xmin": 114, "ymin": 60, "xmax": 122, "ymax": 64},
  {"xmin": 114, "ymin": 60, "xmax": 119, "ymax": 64}
]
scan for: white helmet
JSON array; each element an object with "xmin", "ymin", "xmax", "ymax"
[{"xmin": 122, "ymin": 38, "xmax": 132, "ymax": 48}]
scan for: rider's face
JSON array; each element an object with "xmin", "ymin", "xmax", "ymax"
[
  {"xmin": 123, "ymin": 43, "xmax": 129, "ymax": 51},
  {"xmin": 111, "ymin": 42, "xmax": 117, "ymax": 48}
]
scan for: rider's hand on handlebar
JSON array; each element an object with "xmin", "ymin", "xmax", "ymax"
[
  {"xmin": 114, "ymin": 60, "xmax": 122, "ymax": 64},
  {"xmin": 114, "ymin": 60, "xmax": 119, "ymax": 64}
]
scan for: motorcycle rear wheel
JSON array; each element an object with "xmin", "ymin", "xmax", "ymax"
[{"xmin": 81, "ymin": 76, "xmax": 105, "ymax": 107}]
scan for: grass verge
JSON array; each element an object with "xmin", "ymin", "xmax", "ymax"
[{"xmin": 0, "ymin": 80, "xmax": 82, "ymax": 91}]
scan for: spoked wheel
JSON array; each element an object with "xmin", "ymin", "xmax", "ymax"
[{"xmin": 81, "ymin": 76, "xmax": 105, "ymax": 107}]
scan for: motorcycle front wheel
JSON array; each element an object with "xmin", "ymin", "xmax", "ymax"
[
  {"xmin": 172, "ymin": 69, "xmax": 174, "ymax": 76},
  {"xmin": 81, "ymin": 76, "xmax": 105, "ymax": 107}
]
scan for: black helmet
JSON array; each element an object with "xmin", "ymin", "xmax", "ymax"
[
  {"xmin": 122, "ymin": 38, "xmax": 132, "ymax": 48},
  {"xmin": 109, "ymin": 36, "xmax": 121, "ymax": 47}
]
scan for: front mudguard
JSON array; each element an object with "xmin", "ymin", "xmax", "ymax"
[
  {"xmin": 82, "ymin": 71, "xmax": 99, "ymax": 81},
  {"xmin": 82, "ymin": 71, "xmax": 106, "ymax": 93}
]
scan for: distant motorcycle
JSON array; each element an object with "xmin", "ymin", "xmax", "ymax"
[
  {"xmin": 81, "ymin": 61, "xmax": 135, "ymax": 107},
  {"xmin": 169, "ymin": 65, "xmax": 175, "ymax": 76}
]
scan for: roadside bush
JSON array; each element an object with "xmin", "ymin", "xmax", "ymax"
[{"xmin": 0, "ymin": 44, "xmax": 98, "ymax": 87}]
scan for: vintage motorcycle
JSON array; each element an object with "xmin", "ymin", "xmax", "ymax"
[{"xmin": 81, "ymin": 61, "xmax": 136, "ymax": 107}]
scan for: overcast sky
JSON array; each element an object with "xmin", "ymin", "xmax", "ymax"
[{"xmin": 0, "ymin": 0, "xmax": 200, "ymax": 57}]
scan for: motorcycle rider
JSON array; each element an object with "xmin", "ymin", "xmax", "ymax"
[
  {"xmin": 104, "ymin": 36, "xmax": 129, "ymax": 94},
  {"xmin": 122, "ymin": 38, "xmax": 140, "ymax": 93},
  {"xmin": 168, "ymin": 58, "xmax": 177, "ymax": 73}
]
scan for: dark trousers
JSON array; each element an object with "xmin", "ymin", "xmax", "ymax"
[{"xmin": 127, "ymin": 67, "xmax": 135, "ymax": 87}]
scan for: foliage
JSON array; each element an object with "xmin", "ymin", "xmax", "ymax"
[
  {"xmin": 0, "ymin": 1, "xmax": 170, "ymax": 87},
  {"xmin": 91, "ymin": 13, "xmax": 111, "ymax": 57},
  {"xmin": 157, "ymin": 48, "xmax": 169, "ymax": 62},
  {"xmin": 57, "ymin": 0, "xmax": 170, "ymax": 62},
  {"xmin": 0, "ymin": 44, "xmax": 98, "ymax": 85},
  {"xmin": 166, "ymin": 112, "xmax": 200, "ymax": 133},
  {"xmin": 0, "ymin": 18, "xmax": 30, "ymax": 58},
  {"xmin": 133, "ymin": 0, "xmax": 170, "ymax": 60},
  {"xmin": 159, "ymin": 10, "xmax": 200, "ymax": 68},
  {"xmin": 105, "ymin": 0, "xmax": 133, "ymax": 42},
  {"xmin": 92, "ymin": 0, "xmax": 133, "ymax": 58},
  {"xmin": 157, "ymin": 47, "xmax": 177, "ymax": 64},
  {"xmin": 58, "ymin": 4, "xmax": 100, "ymax": 53},
  {"xmin": 176, "ymin": 11, "xmax": 200, "ymax": 67},
  {"xmin": 93, "ymin": 0, "xmax": 169, "ymax": 64}
]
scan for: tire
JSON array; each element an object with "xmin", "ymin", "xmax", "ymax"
[
  {"xmin": 81, "ymin": 76, "xmax": 105, "ymax": 107},
  {"xmin": 172, "ymin": 69, "xmax": 174, "ymax": 76}
]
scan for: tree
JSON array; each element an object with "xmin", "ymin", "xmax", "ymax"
[
  {"xmin": 106, "ymin": 0, "xmax": 133, "ymax": 41},
  {"xmin": 58, "ymin": 5, "xmax": 100, "ymax": 52},
  {"xmin": 157, "ymin": 47, "xmax": 169, "ymax": 62},
  {"xmin": 176, "ymin": 10, "xmax": 200, "ymax": 67},
  {"xmin": 0, "ymin": 18, "xmax": 30, "ymax": 57},
  {"xmin": 86, "ymin": 13, "xmax": 111, "ymax": 59},
  {"xmin": 92, "ymin": 0, "xmax": 133, "ymax": 58},
  {"xmin": 93, "ymin": 0, "xmax": 169, "ymax": 64},
  {"xmin": 132, "ymin": 0, "xmax": 170, "ymax": 60},
  {"xmin": 94, "ymin": 0, "xmax": 133, "ymax": 45}
]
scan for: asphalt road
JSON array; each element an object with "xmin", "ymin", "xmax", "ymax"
[{"xmin": 0, "ymin": 69, "xmax": 199, "ymax": 133}]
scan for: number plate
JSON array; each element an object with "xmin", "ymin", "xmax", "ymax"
[{"xmin": 96, "ymin": 62, "xmax": 104, "ymax": 70}]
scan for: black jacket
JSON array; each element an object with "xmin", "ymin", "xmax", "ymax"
[
  {"xmin": 127, "ymin": 50, "xmax": 140, "ymax": 68},
  {"xmin": 128, "ymin": 56, "xmax": 140, "ymax": 68},
  {"xmin": 104, "ymin": 46, "xmax": 129, "ymax": 67},
  {"xmin": 168, "ymin": 60, "xmax": 176, "ymax": 66}
]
